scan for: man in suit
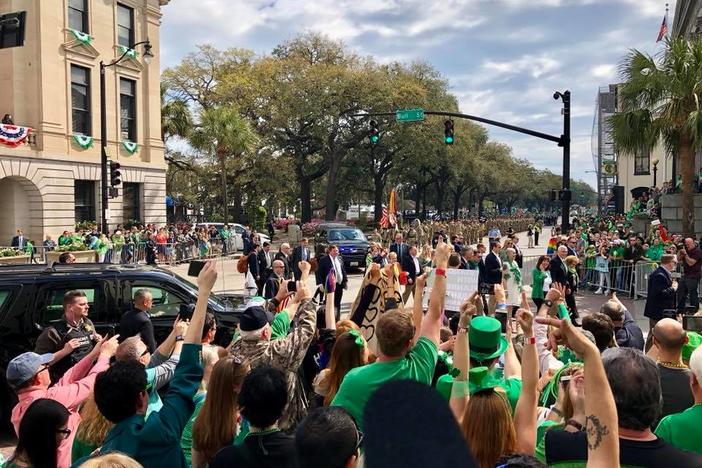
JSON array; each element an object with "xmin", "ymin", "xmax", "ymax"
[
  {"xmin": 390, "ymin": 233, "xmax": 409, "ymax": 267},
  {"xmin": 119, "ymin": 288, "xmax": 157, "ymax": 353},
  {"xmin": 264, "ymin": 260, "xmax": 286, "ymax": 300},
  {"xmin": 644, "ymin": 254, "xmax": 678, "ymax": 350},
  {"xmin": 291, "ymin": 238, "xmax": 311, "ymax": 280},
  {"xmin": 511, "ymin": 236, "xmax": 523, "ymax": 269},
  {"xmin": 401, "ymin": 245, "xmax": 422, "ymax": 303},
  {"xmin": 257, "ymin": 242, "xmax": 274, "ymax": 294},
  {"xmin": 318, "ymin": 245, "xmax": 347, "ymax": 320},
  {"xmin": 482, "ymin": 242, "xmax": 503, "ymax": 314},
  {"xmin": 275, "ymin": 243, "xmax": 292, "ymax": 280},
  {"xmin": 248, "ymin": 243, "xmax": 261, "ymax": 286},
  {"xmin": 11, "ymin": 229, "xmax": 27, "ymax": 249},
  {"xmin": 549, "ymin": 245, "xmax": 569, "ymax": 287}
]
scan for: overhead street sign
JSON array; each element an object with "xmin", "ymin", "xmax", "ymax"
[{"xmin": 396, "ymin": 108, "xmax": 425, "ymax": 122}]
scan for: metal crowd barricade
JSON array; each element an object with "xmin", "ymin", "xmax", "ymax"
[
  {"xmin": 578, "ymin": 258, "xmax": 637, "ymax": 297},
  {"xmin": 634, "ymin": 261, "xmax": 658, "ymax": 299},
  {"xmin": 520, "ymin": 255, "xmax": 542, "ymax": 287}
]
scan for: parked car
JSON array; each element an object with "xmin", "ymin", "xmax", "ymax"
[
  {"xmin": 0, "ymin": 263, "xmax": 247, "ymax": 435},
  {"xmin": 313, "ymin": 223, "xmax": 370, "ymax": 268},
  {"xmin": 196, "ymin": 222, "xmax": 270, "ymax": 250}
]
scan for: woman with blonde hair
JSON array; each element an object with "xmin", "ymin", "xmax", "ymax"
[
  {"xmin": 79, "ymin": 453, "xmax": 143, "ymax": 468},
  {"xmin": 71, "ymin": 397, "xmax": 114, "ymax": 463},
  {"xmin": 418, "ymin": 244, "xmax": 433, "ymax": 269},
  {"xmin": 190, "ymin": 356, "xmax": 250, "ymax": 468}
]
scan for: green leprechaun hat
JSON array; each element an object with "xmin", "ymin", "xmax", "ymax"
[{"xmin": 469, "ymin": 316, "xmax": 509, "ymax": 362}]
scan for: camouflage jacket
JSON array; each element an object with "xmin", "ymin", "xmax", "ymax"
[{"xmin": 230, "ymin": 298, "xmax": 317, "ymax": 430}]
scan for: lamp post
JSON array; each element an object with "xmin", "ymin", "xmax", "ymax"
[
  {"xmin": 99, "ymin": 40, "xmax": 153, "ymax": 234},
  {"xmin": 652, "ymin": 158, "xmax": 659, "ymax": 187}
]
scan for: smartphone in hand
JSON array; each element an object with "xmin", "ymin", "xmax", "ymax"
[
  {"xmin": 188, "ymin": 260, "xmax": 207, "ymax": 277},
  {"xmin": 287, "ymin": 280, "xmax": 297, "ymax": 293}
]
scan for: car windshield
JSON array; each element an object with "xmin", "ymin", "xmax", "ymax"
[{"xmin": 328, "ymin": 229, "xmax": 366, "ymax": 241}]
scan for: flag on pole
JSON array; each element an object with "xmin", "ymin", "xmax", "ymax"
[
  {"xmin": 656, "ymin": 10, "xmax": 668, "ymax": 42},
  {"xmin": 380, "ymin": 207, "xmax": 389, "ymax": 229},
  {"xmin": 389, "ymin": 189, "xmax": 398, "ymax": 227}
]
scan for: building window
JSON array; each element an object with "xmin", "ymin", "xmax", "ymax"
[
  {"xmin": 123, "ymin": 182, "xmax": 142, "ymax": 221},
  {"xmin": 120, "ymin": 78, "xmax": 136, "ymax": 141},
  {"xmin": 68, "ymin": 0, "xmax": 89, "ymax": 33},
  {"xmin": 117, "ymin": 3, "xmax": 134, "ymax": 48},
  {"xmin": 74, "ymin": 180, "xmax": 96, "ymax": 222},
  {"xmin": 71, "ymin": 65, "xmax": 91, "ymax": 135},
  {"xmin": 634, "ymin": 149, "xmax": 650, "ymax": 175}
]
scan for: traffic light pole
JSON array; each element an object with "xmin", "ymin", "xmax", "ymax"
[
  {"xmin": 352, "ymin": 90, "xmax": 572, "ymax": 230},
  {"xmin": 100, "ymin": 61, "xmax": 109, "ymax": 235}
]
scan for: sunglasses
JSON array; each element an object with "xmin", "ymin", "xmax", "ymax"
[
  {"xmin": 354, "ymin": 427, "xmax": 364, "ymax": 454},
  {"xmin": 57, "ymin": 428, "xmax": 72, "ymax": 439}
]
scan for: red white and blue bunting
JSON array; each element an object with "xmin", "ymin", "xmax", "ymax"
[{"xmin": 0, "ymin": 124, "xmax": 32, "ymax": 148}]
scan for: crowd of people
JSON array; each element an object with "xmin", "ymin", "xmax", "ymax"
[{"xmin": 6, "ymin": 210, "xmax": 702, "ymax": 468}]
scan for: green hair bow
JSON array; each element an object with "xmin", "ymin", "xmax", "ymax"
[{"xmin": 347, "ymin": 329, "xmax": 365, "ymax": 348}]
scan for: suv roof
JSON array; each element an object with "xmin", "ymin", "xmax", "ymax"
[
  {"xmin": 316, "ymin": 222, "xmax": 353, "ymax": 229},
  {"xmin": 0, "ymin": 263, "xmax": 165, "ymax": 276}
]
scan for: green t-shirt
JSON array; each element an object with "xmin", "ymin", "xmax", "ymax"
[
  {"xmin": 331, "ymin": 337, "xmax": 438, "ymax": 429},
  {"xmin": 655, "ymin": 403, "xmax": 702, "ymax": 454},
  {"xmin": 71, "ymin": 435, "xmax": 98, "ymax": 463},
  {"xmin": 271, "ymin": 311, "xmax": 291, "ymax": 340},
  {"xmin": 181, "ymin": 393, "xmax": 207, "ymax": 466},
  {"xmin": 535, "ymin": 420, "xmax": 562, "ymax": 463}
]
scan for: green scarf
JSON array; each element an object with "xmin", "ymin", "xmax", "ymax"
[{"xmin": 508, "ymin": 260, "xmax": 522, "ymax": 285}]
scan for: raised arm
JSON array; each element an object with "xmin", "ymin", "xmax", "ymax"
[
  {"xmin": 420, "ymin": 240, "xmax": 451, "ymax": 345},
  {"xmin": 412, "ymin": 274, "xmax": 427, "ymax": 344},
  {"xmin": 450, "ymin": 293, "xmax": 479, "ymax": 420},
  {"xmin": 536, "ymin": 316, "xmax": 619, "ymax": 467},
  {"xmin": 514, "ymin": 292, "xmax": 538, "ymax": 455}
]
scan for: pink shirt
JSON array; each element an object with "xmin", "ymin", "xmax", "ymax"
[{"xmin": 11, "ymin": 353, "xmax": 110, "ymax": 468}]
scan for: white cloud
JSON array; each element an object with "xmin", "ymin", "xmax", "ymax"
[
  {"xmin": 483, "ymin": 55, "xmax": 560, "ymax": 79},
  {"xmin": 591, "ymin": 64, "xmax": 616, "ymax": 79}
]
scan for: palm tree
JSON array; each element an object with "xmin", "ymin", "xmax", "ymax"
[
  {"xmin": 161, "ymin": 84, "xmax": 192, "ymax": 142},
  {"xmin": 189, "ymin": 106, "xmax": 259, "ymax": 225},
  {"xmin": 609, "ymin": 37, "xmax": 702, "ymax": 236}
]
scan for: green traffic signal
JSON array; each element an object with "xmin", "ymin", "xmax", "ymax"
[
  {"xmin": 444, "ymin": 136, "xmax": 454, "ymax": 144},
  {"xmin": 370, "ymin": 134, "xmax": 379, "ymax": 144},
  {"xmin": 444, "ymin": 119, "xmax": 454, "ymax": 145},
  {"xmin": 369, "ymin": 119, "xmax": 380, "ymax": 145}
]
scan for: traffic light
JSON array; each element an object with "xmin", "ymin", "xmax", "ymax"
[
  {"xmin": 109, "ymin": 160, "xmax": 122, "ymax": 187},
  {"xmin": 558, "ymin": 189, "xmax": 571, "ymax": 202},
  {"xmin": 549, "ymin": 189, "xmax": 557, "ymax": 202},
  {"xmin": 444, "ymin": 120, "xmax": 454, "ymax": 144},
  {"xmin": 369, "ymin": 120, "xmax": 379, "ymax": 145}
]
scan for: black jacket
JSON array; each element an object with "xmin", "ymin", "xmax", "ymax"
[
  {"xmin": 210, "ymin": 430, "xmax": 297, "ymax": 468},
  {"xmin": 644, "ymin": 266, "xmax": 677, "ymax": 320},
  {"xmin": 258, "ymin": 249, "xmax": 274, "ymax": 280},
  {"xmin": 291, "ymin": 245, "xmax": 310, "ymax": 280},
  {"xmin": 119, "ymin": 308, "xmax": 157, "ymax": 353},
  {"xmin": 390, "ymin": 242, "xmax": 409, "ymax": 264},
  {"xmin": 274, "ymin": 252, "xmax": 291, "ymax": 280},
  {"xmin": 514, "ymin": 245, "xmax": 524, "ymax": 269},
  {"xmin": 264, "ymin": 274, "xmax": 284, "ymax": 300},
  {"xmin": 483, "ymin": 252, "xmax": 502, "ymax": 285},
  {"xmin": 401, "ymin": 254, "xmax": 421, "ymax": 284},
  {"xmin": 248, "ymin": 250, "xmax": 261, "ymax": 279},
  {"xmin": 549, "ymin": 256, "xmax": 568, "ymax": 286},
  {"xmin": 318, "ymin": 254, "xmax": 348, "ymax": 288}
]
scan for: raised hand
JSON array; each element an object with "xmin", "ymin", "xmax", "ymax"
[
  {"xmin": 516, "ymin": 308, "xmax": 534, "ymax": 336},
  {"xmin": 196, "ymin": 260, "xmax": 218, "ymax": 291},
  {"xmin": 535, "ymin": 316, "xmax": 597, "ymax": 356}
]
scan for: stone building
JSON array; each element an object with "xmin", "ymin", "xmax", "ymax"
[{"xmin": 0, "ymin": 0, "xmax": 169, "ymax": 245}]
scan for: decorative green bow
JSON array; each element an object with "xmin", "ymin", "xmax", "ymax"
[{"xmin": 347, "ymin": 329, "xmax": 364, "ymax": 348}]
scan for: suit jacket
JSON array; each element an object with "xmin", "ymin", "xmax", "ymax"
[
  {"xmin": 644, "ymin": 266, "xmax": 677, "ymax": 320},
  {"xmin": 401, "ymin": 255, "xmax": 421, "ymax": 283},
  {"xmin": 248, "ymin": 251, "xmax": 260, "ymax": 279},
  {"xmin": 264, "ymin": 273, "xmax": 284, "ymax": 300},
  {"xmin": 483, "ymin": 252, "xmax": 503, "ymax": 285},
  {"xmin": 11, "ymin": 236, "xmax": 26, "ymax": 248},
  {"xmin": 390, "ymin": 242, "xmax": 408, "ymax": 264},
  {"xmin": 291, "ymin": 246, "xmax": 310, "ymax": 280},
  {"xmin": 318, "ymin": 254, "xmax": 348, "ymax": 288},
  {"xmin": 549, "ymin": 256, "xmax": 568, "ymax": 286},
  {"xmin": 258, "ymin": 249, "xmax": 274, "ymax": 281},
  {"xmin": 274, "ymin": 252, "xmax": 291, "ymax": 280},
  {"xmin": 119, "ymin": 308, "xmax": 157, "ymax": 353}
]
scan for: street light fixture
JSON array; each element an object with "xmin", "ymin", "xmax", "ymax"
[
  {"xmin": 652, "ymin": 158, "xmax": 659, "ymax": 187},
  {"xmin": 99, "ymin": 39, "xmax": 153, "ymax": 234}
]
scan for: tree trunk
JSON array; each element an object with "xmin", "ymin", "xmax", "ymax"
[
  {"xmin": 300, "ymin": 179, "xmax": 312, "ymax": 223},
  {"xmin": 422, "ymin": 188, "xmax": 427, "ymax": 219},
  {"xmin": 231, "ymin": 184, "xmax": 242, "ymax": 223},
  {"xmin": 452, "ymin": 189, "xmax": 462, "ymax": 220},
  {"xmin": 435, "ymin": 181, "xmax": 445, "ymax": 216},
  {"xmin": 374, "ymin": 176, "xmax": 385, "ymax": 223},
  {"xmin": 478, "ymin": 196, "xmax": 485, "ymax": 216},
  {"xmin": 414, "ymin": 183, "xmax": 421, "ymax": 214},
  {"xmin": 218, "ymin": 147, "xmax": 229, "ymax": 225},
  {"xmin": 680, "ymin": 134, "xmax": 695, "ymax": 236},
  {"xmin": 325, "ymin": 154, "xmax": 343, "ymax": 220}
]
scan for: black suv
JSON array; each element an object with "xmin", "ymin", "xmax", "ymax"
[
  {"xmin": 0, "ymin": 263, "xmax": 246, "ymax": 434},
  {"xmin": 314, "ymin": 223, "xmax": 370, "ymax": 268}
]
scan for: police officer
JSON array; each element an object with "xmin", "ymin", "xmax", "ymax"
[{"xmin": 35, "ymin": 290, "xmax": 101, "ymax": 382}]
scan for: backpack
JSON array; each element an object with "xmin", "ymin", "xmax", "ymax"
[{"xmin": 237, "ymin": 254, "xmax": 249, "ymax": 273}]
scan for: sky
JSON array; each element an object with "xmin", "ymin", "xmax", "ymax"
[{"xmin": 159, "ymin": 0, "xmax": 674, "ymax": 189}]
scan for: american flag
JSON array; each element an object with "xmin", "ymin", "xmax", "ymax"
[
  {"xmin": 656, "ymin": 11, "xmax": 668, "ymax": 43},
  {"xmin": 380, "ymin": 207, "xmax": 389, "ymax": 228}
]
